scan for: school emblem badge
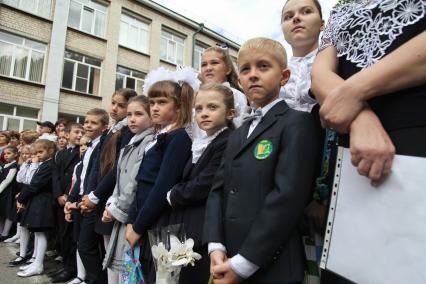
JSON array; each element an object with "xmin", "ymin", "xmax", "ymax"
[{"xmin": 253, "ymin": 139, "xmax": 273, "ymax": 160}]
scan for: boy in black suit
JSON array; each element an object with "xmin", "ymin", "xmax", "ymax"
[
  {"xmin": 50, "ymin": 123, "xmax": 83, "ymax": 282},
  {"xmin": 65, "ymin": 109, "xmax": 108, "ymax": 284},
  {"xmin": 204, "ymin": 37, "xmax": 321, "ymax": 283}
]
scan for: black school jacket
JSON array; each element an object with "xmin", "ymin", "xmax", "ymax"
[
  {"xmin": 168, "ymin": 128, "xmax": 231, "ymax": 247},
  {"xmin": 52, "ymin": 146, "xmax": 80, "ymax": 199},
  {"xmin": 203, "ymin": 101, "xmax": 321, "ymax": 283}
]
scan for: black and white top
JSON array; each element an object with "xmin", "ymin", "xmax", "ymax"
[{"xmin": 320, "ymin": 0, "xmax": 426, "ymax": 131}]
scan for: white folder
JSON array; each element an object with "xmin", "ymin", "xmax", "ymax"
[{"xmin": 321, "ymin": 147, "xmax": 426, "ymax": 284}]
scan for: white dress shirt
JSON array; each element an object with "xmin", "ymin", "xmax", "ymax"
[{"xmin": 79, "ymin": 136, "xmax": 100, "ymax": 196}]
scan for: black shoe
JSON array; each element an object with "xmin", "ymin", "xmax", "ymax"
[
  {"xmin": 51, "ymin": 270, "xmax": 76, "ymax": 283},
  {"xmin": 0, "ymin": 235, "xmax": 9, "ymax": 242},
  {"xmin": 8, "ymin": 256, "xmax": 30, "ymax": 267},
  {"xmin": 47, "ymin": 267, "xmax": 65, "ymax": 277}
]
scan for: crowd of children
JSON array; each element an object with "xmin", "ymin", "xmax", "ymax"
[{"xmin": 0, "ymin": 0, "xmax": 424, "ymax": 283}]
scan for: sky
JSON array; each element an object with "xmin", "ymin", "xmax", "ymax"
[{"xmin": 153, "ymin": 0, "xmax": 338, "ymax": 53}]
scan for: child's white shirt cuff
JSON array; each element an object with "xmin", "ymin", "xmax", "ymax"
[
  {"xmin": 229, "ymin": 254, "xmax": 259, "ymax": 279},
  {"xmin": 88, "ymin": 191, "xmax": 100, "ymax": 205},
  {"xmin": 208, "ymin": 242, "xmax": 227, "ymax": 254}
]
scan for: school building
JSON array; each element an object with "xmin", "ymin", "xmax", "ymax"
[{"xmin": 0, "ymin": 0, "xmax": 240, "ymax": 132}]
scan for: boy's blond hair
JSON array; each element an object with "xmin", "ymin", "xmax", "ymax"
[{"xmin": 238, "ymin": 37, "xmax": 288, "ymax": 69}]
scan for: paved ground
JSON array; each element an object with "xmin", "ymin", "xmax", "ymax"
[{"xmin": 0, "ymin": 242, "xmax": 62, "ymax": 284}]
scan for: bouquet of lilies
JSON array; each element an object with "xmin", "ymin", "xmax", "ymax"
[{"xmin": 149, "ymin": 225, "xmax": 201, "ymax": 284}]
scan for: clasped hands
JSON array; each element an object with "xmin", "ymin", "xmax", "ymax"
[
  {"xmin": 209, "ymin": 251, "xmax": 241, "ymax": 284},
  {"xmin": 319, "ymin": 82, "xmax": 395, "ymax": 185}
]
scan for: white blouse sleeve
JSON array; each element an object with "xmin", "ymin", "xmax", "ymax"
[
  {"xmin": 16, "ymin": 163, "xmax": 29, "ymax": 183},
  {"xmin": 0, "ymin": 168, "xmax": 17, "ymax": 194}
]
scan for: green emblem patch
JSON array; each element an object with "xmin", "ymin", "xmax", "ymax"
[{"xmin": 253, "ymin": 139, "xmax": 273, "ymax": 160}]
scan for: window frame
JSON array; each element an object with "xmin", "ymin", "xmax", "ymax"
[
  {"xmin": 68, "ymin": 0, "xmax": 107, "ymax": 38},
  {"xmin": 0, "ymin": 31, "xmax": 47, "ymax": 83},
  {"xmin": 119, "ymin": 13, "xmax": 151, "ymax": 54},
  {"xmin": 115, "ymin": 65, "xmax": 145, "ymax": 95},
  {"xmin": 160, "ymin": 29, "xmax": 185, "ymax": 65},
  {"xmin": 2, "ymin": 0, "xmax": 52, "ymax": 19},
  {"xmin": 193, "ymin": 41, "xmax": 208, "ymax": 71},
  {"xmin": 0, "ymin": 103, "xmax": 39, "ymax": 132},
  {"xmin": 61, "ymin": 51, "xmax": 102, "ymax": 96}
]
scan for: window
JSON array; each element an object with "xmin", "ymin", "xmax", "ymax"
[
  {"xmin": 61, "ymin": 51, "xmax": 101, "ymax": 95},
  {"xmin": 160, "ymin": 30, "xmax": 184, "ymax": 65},
  {"xmin": 58, "ymin": 113, "xmax": 85, "ymax": 124},
  {"xmin": 0, "ymin": 31, "xmax": 46, "ymax": 83},
  {"xmin": 193, "ymin": 42, "xmax": 207, "ymax": 71},
  {"xmin": 0, "ymin": 103, "xmax": 39, "ymax": 131},
  {"xmin": 115, "ymin": 66, "xmax": 145, "ymax": 95},
  {"xmin": 119, "ymin": 13, "xmax": 150, "ymax": 54},
  {"xmin": 68, "ymin": 0, "xmax": 107, "ymax": 37},
  {"xmin": 2, "ymin": 0, "xmax": 52, "ymax": 18}
]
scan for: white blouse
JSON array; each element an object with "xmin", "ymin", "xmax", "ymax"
[{"xmin": 280, "ymin": 49, "xmax": 318, "ymax": 113}]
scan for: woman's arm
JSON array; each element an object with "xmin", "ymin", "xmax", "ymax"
[
  {"xmin": 311, "ymin": 46, "xmax": 396, "ymax": 185},
  {"xmin": 311, "ymin": 46, "xmax": 344, "ymax": 105},
  {"xmin": 318, "ymin": 31, "xmax": 426, "ymax": 132}
]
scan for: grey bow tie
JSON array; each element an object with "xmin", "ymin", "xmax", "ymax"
[{"xmin": 243, "ymin": 108, "xmax": 262, "ymax": 123}]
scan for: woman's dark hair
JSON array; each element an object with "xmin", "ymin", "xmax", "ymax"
[{"xmin": 282, "ymin": 0, "xmax": 323, "ymax": 22}]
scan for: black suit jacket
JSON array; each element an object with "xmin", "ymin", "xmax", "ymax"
[
  {"xmin": 168, "ymin": 128, "xmax": 230, "ymax": 247},
  {"xmin": 68, "ymin": 142, "xmax": 101, "ymax": 203},
  {"xmin": 52, "ymin": 146, "xmax": 80, "ymax": 200},
  {"xmin": 203, "ymin": 101, "xmax": 321, "ymax": 283}
]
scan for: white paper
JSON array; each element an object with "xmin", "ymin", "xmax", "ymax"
[{"xmin": 322, "ymin": 147, "xmax": 426, "ymax": 284}]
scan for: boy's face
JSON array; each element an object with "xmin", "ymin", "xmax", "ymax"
[
  {"xmin": 79, "ymin": 137, "xmax": 90, "ymax": 155},
  {"xmin": 58, "ymin": 131, "xmax": 68, "ymax": 149},
  {"xmin": 67, "ymin": 127, "xmax": 84, "ymax": 145},
  {"xmin": 84, "ymin": 114, "xmax": 106, "ymax": 139},
  {"xmin": 39, "ymin": 126, "xmax": 52, "ymax": 134},
  {"xmin": 238, "ymin": 48, "xmax": 290, "ymax": 108}
]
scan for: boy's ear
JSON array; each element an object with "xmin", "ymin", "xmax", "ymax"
[{"xmin": 280, "ymin": 68, "xmax": 291, "ymax": 86}]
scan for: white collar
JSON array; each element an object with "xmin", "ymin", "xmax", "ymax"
[{"xmin": 254, "ymin": 98, "xmax": 283, "ymax": 117}]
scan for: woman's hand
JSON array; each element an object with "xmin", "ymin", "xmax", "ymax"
[
  {"xmin": 125, "ymin": 224, "xmax": 141, "ymax": 248},
  {"xmin": 101, "ymin": 208, "xmax": 114, "ymax": 223},
  {"xmin": 320, "ymin": 82, "xmax": 365, "ymax": 133},
  {"xmin": 349, "ymin": 109, "xmax": 395, "ymax": 186}
]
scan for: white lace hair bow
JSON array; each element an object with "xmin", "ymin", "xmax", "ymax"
[{"xmin": 142, "ymin": 66, "xmax": 201, "ymax": 95}]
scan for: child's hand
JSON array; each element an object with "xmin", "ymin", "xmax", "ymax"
[
  {"xmin": 125, "ymin": 224, "xmax": 141, "ymax": 248},
  {"xmin": 80, "ymin": 194, "xmax": 95, "ymax": 213},
  {"xmin": 210, "ymin": 250, "xmax": 228, "ymax": 280},
  {"xmin": 101, "ymin": 208, "xmax": 114, "ymax": 223},
  {"xmin": 65, "ymin": 213, "xmax": 73, "ymax": 223},
  {"xmin": 16, "ymin": 201, "xmax": 25, "ymax": 213},
  {"xmin": 211, "ymin": 260, "xmax": 241, "ymax": 284},
  {"xmin": 31, "ymin": 156, "xmax": 38, "ymax": 163},
  {"xmin": 64, "ymin": 201, "xmax": 77, "ymax": 214},
  {"xmin": 57, "ymin": 194, "xmax": 67, "ymax": 207},
  {"xmin": 304, "ymin": 200, "xmax": 327, "ymax": 231}
]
